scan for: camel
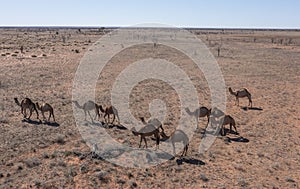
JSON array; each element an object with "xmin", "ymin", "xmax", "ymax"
[
  {"xmin": 139, "ymin": 117, "xmax": 164, "ymax": 132},
  {"xmin": 36, "ymin": 102, "xmax": 55, "ymax": 122},
  {"xmin": 14, "ymin": 97, "xmax": 39, "ymax": 120},
  {"xmin": 98, "ymin": 105, "xmax": 120, "ymax": 124},
  {"xmin": 221, "ymin": 115, "xmax": 238, "ymax": 136},
  {"xmin": 131, "ymin": 123, "xmax": 160, "ymax": 149},
  {"xmin": 229, "ymin": 87, "xmax": 252, "ymax": 107},
  {"xmin": 72, "ymin": 100, "xmax": 100, "ymax": 122},
  {"xmin": 185, "ymin": 107, "xmax": 211, "ymax": 126},
  {"xmin": 160, "ymin": 129, "xmax": 189, "ymax": 157}
]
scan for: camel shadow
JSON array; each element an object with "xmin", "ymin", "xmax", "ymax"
[
  {"xmin": 106, "ymin": 123, "xmax": 128, "ymax": 130},
  {"xmin": 226, "ymin": 136, "xmax": 249, "ymax": 143},
  {"xmin": 176, "ymin": 157, "xmax": 205, "ymax": 166},
  {"xmin": 221, "ymin": 128, "xmax": 239, "ymax": 136},
  {"xmin": 22, "ymin": 119, "xmax": 41, "ymax": 125},
  {"xmin": 43, "ymin": 121, "xmax": 60, "ymax": 127},
  {"xmin": 241, "ymin": 106, "xmax": 263, "ymax": 111}
]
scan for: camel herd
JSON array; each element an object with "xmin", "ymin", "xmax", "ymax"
[{"xmin": 14, "ymin": 87, "xmax": 252, "ymax": 158}]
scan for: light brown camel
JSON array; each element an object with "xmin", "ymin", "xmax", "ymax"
[
  {"xmin": 185, "ymin": 107, "xmax": 211, "ymax": 126},
  {"xmin": 36, "ymin": 102, "xmax": 55, "ymax": 122},
  {"xmin": 99, "ymin": 105, "xmax": 120, "ymax": 124},
  {"xmin": 221, "ymin": 115, "xmax": 238, "ymax": 136},
  {"xmin": 131, "ymin": 123, "xmax": 160, "ymax": 149},
  {"xmin": 139, "ymin": 117, "xmax": 164, "ymax": 132},
  {"xmin": 72, "ymin": 100, "xmax": 100, "ymax": 122},
  {"xmin": 160, "ymin": 129, "xmax": 189, "ymax": 157},
  {"xmin": 14, "ymin": 97, "xmax": 39, "ymax": 120},
  {"xmin": 229, "ymin": 87, "xmax": 252, "ymax": 107}
]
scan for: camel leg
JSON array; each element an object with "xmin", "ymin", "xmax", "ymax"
[
  {"xmin": 42, "ymin": 112, "xmax": 46, "ymax": 120},
  {"xmin": 172, "ymin": 141, "xmax": 176, "ymax": 156},
  {"xmin": 84, "ymin": 110, "xmax": 87, "ymax": 121},
  {"xmin": 23, "ymin": 108, "xmax": 27, "ymax": 118},
  {"xmin": 52, "ymin": 111, "xmax": 55, "ymax": 122},
  {"xmin": 87, "ymin": 111, "xmax": 93, "ymax": 122},
  {"xmin": 181, "ymin": 145, "xmax": 187, "ymax": 157},
  {"xmin": 144, "ymin": 137, "xmax": 148, "ymax": 148},
  {"xmin": 236, "ymin": 97, "xmax": 239, "ymax": 106},
  {"xmin": 48, "ymin": 112, "xmax": 51, "ymax": 122},
  {"xmin": 155, "ymin": 133, "xmax": 160, "ymax": 150},
  {"xmin": 139, "ymin": 136, "xmax": 143, "ymax": 148},
  {"xmin": 112, "ymin": 114, "xmax": 115, "ymax": 124},
  {"xmin": 28, "ymin": 109, "xmax": 33, "ymax": 119},
  {"xmin": 231, "ymin": 124, "xmax": 238, "ymax": 134}
]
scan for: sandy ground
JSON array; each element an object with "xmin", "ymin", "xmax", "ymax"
[{"xmin": 0, "ymin": 28, "xmax": 299, "ymax": 188}]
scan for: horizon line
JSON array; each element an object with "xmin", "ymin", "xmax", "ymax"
[{"xmin": 0, "ymin": 25, "xmax": 300, "ymax": 31}]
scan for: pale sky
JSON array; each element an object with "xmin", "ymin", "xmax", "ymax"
[{"xmin": 0, "ymin": 0, "xmax": 299, "ymax": 28}]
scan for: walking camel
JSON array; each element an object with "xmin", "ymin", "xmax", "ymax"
[
  {"xmin": 229, "ymin": 87, "xmax": 252, "ymax": 107},
  {"xmin": 72, "ymin": 100, "xmax": 100, "ymax": 122},
  {"xmin": 14, "ymin": 97, "xmax": 39, "ymax": 120},
  {"xmin": 36, "ymin": 102, "xmax": 55, "ymax": 122}
]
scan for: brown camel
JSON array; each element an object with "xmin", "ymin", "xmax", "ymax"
[
  {"xmin": 36, "ymin": 102, "xmax": 55, "ymax": 122},
  {"xmin": 221, "ymin": 115, "xmax": 238, "ymax": 136},
  {"xmin": 99, "ymin": 105, "xmax": 120, "ymax": 124},
  {"xmin": 131, "ymin": 123, "xmax": 160, "ymax": 149},
  {"xmin": 185, "ymin": 106, "xmax": 211, "ymax": 126},
  {"xmin": 229, "ymin": 87, "xmax": 252, "ymax": 107},
  {"xmin": 139, "ymin": 117, "xmax": 164, "ymax": 132},
  {"xmin": 14, "ymin": 97, "xmax": 39, "ymax": 120}
]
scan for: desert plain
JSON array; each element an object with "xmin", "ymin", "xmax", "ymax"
[{"xmin": 0, "ymin": 27, "xmax": 299, "ymax": 188}]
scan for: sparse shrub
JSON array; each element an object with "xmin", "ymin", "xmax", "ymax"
[
  {"xmin": 57, "ymin": 159, "xmax": 66, "ymax": 167},
  {"xmin": 54, "ymin": 134, "xmax": 65, "ymax": 144},
  {"xmin": 200, "ymin": 174, "xmax": 209, "ymax": 182},
  {"xmin": 24, "ymin": 157, "xmax": 41, "ymax": 168},
  {"xmin": 11, "ymin": 54, "xmax": 17, "ymax": 57},
  {"xmin": 42, "ymin": 54, "xmax": 47, "ymax": 57},
  {"xmin": 42, "ymin": 153, "xmax": 49, "ymax": 159},
  {"xmin": 65, "ymin": 166, "xmax": 77, "ymax": 178},
  {"xmin": 80, "ymin": 164, "xmax": 89, "ymax": 174},
  {"xmin": 31, "ymin": 55, "xmax": 37, "ymax": 58},
  {"xmin": 75, "ymin": 49, "xmax": 80, "ymax": 53}
]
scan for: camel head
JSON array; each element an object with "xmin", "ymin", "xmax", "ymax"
[{"xmin": 131, "ymin": 127, "xmax": 139, "ymax": 136}]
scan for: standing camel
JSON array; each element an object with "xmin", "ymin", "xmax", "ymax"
[
  {"xmin": 221, "ymin": 115, "xmax": 238, "ymax": 136},
  {"xmin": 131, "ymin": 123, "xmax": 160, "ymax": 149},
  {"xmin": 185, "ymin": 107, "xmax": 211, "ymax": 127},
  {"xmin": 14, "ymin": 97, "xmax": 39, "ymax": 120},
  {"xmin": 98, "ymin": 105, "xmax": 120, "ymax": 124},
  {"xmin": 36, "ymin": 102, "xmax": 55, "ymax": 122},
  {"xmin": 72, "ymin": 100, "xmax": 100, "ymax": 122},
  {"xmin": 229, "ymin": 87, "xmax": 252, "ymax": 107},
  {"xmin": 139, "ymin": 117, "xmax": 164, "ymax": 132},
  {"xmin": 160, "ymin": 130, "xmax": 189, "ymax": 157}
]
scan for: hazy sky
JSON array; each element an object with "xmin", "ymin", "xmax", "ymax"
[{"xmin": 1, "ymin": 0, "xmax": 299, "ymax": 28}]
